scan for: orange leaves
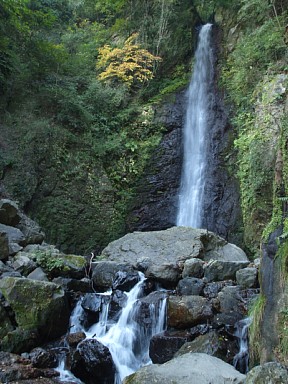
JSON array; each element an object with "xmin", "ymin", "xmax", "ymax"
[{"xmin": 96, "ymin": 33, "xmax": 161, "ymax": 87}]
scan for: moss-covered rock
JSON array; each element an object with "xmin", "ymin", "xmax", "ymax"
[{"xmin": 0, "ymin": 277, "xmax": 70, "ymax": 352}]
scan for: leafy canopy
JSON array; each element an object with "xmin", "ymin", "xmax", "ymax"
[{"xmin": 96, "ymin": 33, "xmax": 161, "ymax": 88}]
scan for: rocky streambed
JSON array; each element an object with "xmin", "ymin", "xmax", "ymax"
[{"xmin": 1, "ymin": 199, "xmax": 287, "ymax": 383}]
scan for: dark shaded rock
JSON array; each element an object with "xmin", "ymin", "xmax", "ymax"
[
  {"xmin": 0, "ymin": 232, "xmax": 9, "ymax": 260},
  {"xmin": 109, "ymin": 290, "xmax": 127, "ymax": 319},
  {"xmin": 52, "ymin": 277, "xmax": 93, "ymax": 293},
  {"xmin": 174, "ymin": 330, "xmax": 237, "ymax": 364},
  {"xmin": 189, "ymin": 323, "xmax": 211, "ymax": 338},
  {"xmin": 259, "ymin": 226, "xmax": 287, "ymax": 363},
  {"xmin": 0, "ymin": 301, "xmax": 14, "ymax": 339},
  {"xmin": 246, "ymin": 362, "xmax": 288, "ymax": 383},
  {"xmin": 71, "ymin": 338, "xmax": 115, "ymax": 384},
  {"xmin": 112, "ymin": 270, "xmax": 140, "ymax": 291},
  {"xmin": 81, "ymin": 293, "xmax": 109, "ymax": 328},
  {"xmin": 0, "ymin": 223, "xmax": 26, "ymax": 255},
  {"xmin": 0, "ymin": 259, "xmax": 13, "ymax": 274},
  {"xmin": 176, "ymin": 277, "xmax": 205, "ymax": 296},
  {"xmin": 1, "ymin": 271, "xmax": 22, "ymax": 278},
  {"xmin": 29, "ymin": 348, "xmax": 58, "ymax": 368},
  {"xmin": 126, "ymin": 93, "xmax": 185, "ymax": 232},
  {"xmin": 182, "ymin": 258, "xmax": 204, "ymax": 278},
  {"xmin": 203, "ymin": 280, "xmax": 234, "ymax": 299},
  {"xmin": 168, "ymin": 295, "xmax": 213, "ymax": 328},
  {"xmin": 213, "ymin": 286, "xmax": 247, "ymax": 326},
  {"xmin": 66, "ymin": 332, "xmax": 86, "ymax": 348},
  {"xmin": 236, "ymin": 267, "xmax": 258, "ymax": 288},
  {"xmin": 27, "ymin": 267, "xmax": 49, "ymax": 282},
  {"xmin": 0, "ymin": 351, "xmax": 59, "ymax": 383},
  {"xmin": 16, "ymin": 213, "xmax": 45, "ymax": 245},
  {"xmin": 81, "ymin": 293, "xmax": 103, "ymax": 314},
  {"xmin": 12, "ymin": 255, "xmax": 37, "ymax": 276},
  {"xmin": 149, "ymin": 330, "xmax": 193, "ymax": 363},
  {"xmin": 0, "ymin": 199, "xmax": 21, "ymax": 226},
  {"xmin": 92, "ymin": 261, "xmax": 134, "ymax": 289},
  {"xmin": 132, "ymin": 291, "xmax": 167, "ymax": 330}
]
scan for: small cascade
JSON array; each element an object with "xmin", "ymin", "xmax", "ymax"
[
  {"xmin": 177, "ymin": 23, "xmax": 214, "ymax": 228},
  {"xmin": 57, "ymin": 272, "xmax": 167, "ymax": 383},
  {"xmin": 233, "ymin": 317, "xmax": 252, "ymax": 374}
]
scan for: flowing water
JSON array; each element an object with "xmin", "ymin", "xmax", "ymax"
[
  {"xmin": 57, "ymin": 272, "xmax": 167, "ymax": 383},
  {"xmin": 177, "ymin": 23, "xmax": 214, "ymax": 227},
  {"xmin": 233, "ymin": 317, "xmax": 252, "ymax": 373}
]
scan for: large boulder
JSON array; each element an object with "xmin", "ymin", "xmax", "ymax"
[
  {"xmin": 123, "ymin": 353, "xmax": 246, "ymax": 384},
  {"xmin": 71, "ymin": 338, "xmax": 115, "ymax": 384},
  {"xmin": 100, "ymin": 227, "xmax": 248, "ymax": 287},
  {"xmin": 0, "ymin": 199, "xmax": 21, "ymax": 226},
  {"xmin": 0, "ymin": 277, "xmax": 70, "ymax": 352},
  {"xmin": 168, "ymin": 295, "xmax": 213, "ymax": 328},
  {"xmin": 204, "ymin": 260, "xmax": 249, "ymax": 282},
  {"xmin": 176, "ymin": 277, "xmax": 205, "ymax": 296},
  {"xmin": 213, "ymin": 286, "xmax": 247, "ymax": 326},
  {"xmin": 236, "ymin": 267, "xmax": 258, "ymax": 288},
  {"xmin": 174, "ymin": 330, "xmax": 237, "ymax": 364},
  {"xmin": 149, "ymin": 330, "xmax": 192, "ymax": 363},
  {"xmin": 246, "ymin": 362, "xmax": 288, "ymax": 383},
  {"xmin": 0, "ymin": 232, "xmax": 9, "ymax": 260},
  {"xmin": 0, "ymin": 224, "xmax": 26, "ymax": 255},
  {"xmin": 92, "ymin": 261, "xmax": 134, "ymax": 289},
  {"xmin": 16, "ymin": 213, "xmax": 45, "ymax": 245}
]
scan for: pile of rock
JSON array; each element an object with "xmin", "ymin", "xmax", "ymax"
[
  {"xmin": 0, "ymin": 199, "xmax": 89, "ymax": 355},
  {"xmin": 2, "ymin": 199, "xmax": 284, "ymax": 384}
]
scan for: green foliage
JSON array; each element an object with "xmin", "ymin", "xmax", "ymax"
[
  {"xmin": 222, "ymin": 16, "xmax": 286, "ymax": 108},
  {"xmin": 35, "ymin": 251, "xmax": 67, "ymax": 274},
  {"xmin": 249, "ymin": 294, "xmax": 266, "ymax": 365},
  {"xmin": 96, "ymin": 33, "xmax": 161, "ymax": 88},
  {"xmin": 276, "ymin": 306, "xmax": 288, "ymax": 364},
  {"xmin": 221, "ymin": 0, "xmax": 287, "ymax": 253}
]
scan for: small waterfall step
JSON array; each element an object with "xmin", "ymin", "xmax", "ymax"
[{"xmin": 56, "ymin": 272, "xmax": 167, "ymax": 383}]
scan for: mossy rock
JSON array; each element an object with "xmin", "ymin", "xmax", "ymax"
[{"xmin": 0, "ymin": 277, "xmax": 70, "ymax": 349}]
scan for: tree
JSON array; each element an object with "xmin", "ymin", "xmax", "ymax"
[{"xmin": 96, "ymin": 33, "xmax": 161, "ymax": 88}]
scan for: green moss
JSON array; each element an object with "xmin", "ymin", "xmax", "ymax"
[
  {"xmin": 248, "ymin": 294, "xmax": 266, "ymax": 365},
  {"xmin": 0, "ymin": 277, "xmax": 65, "ymax": 331}
]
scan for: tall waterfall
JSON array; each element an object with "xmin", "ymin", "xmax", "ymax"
[{"xmin": 177, "ymin": 23, "xmax": 214, "ymax": 227}]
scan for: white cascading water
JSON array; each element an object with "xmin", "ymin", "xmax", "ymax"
[
  {"xmin": 233, "ymin": 317, "xmax": 252, "ymax": 374},
  {"xmin": 57, "ymin": 272, "xmax": 167, "ymax": 384},
  {"xmin": 177, "ymin": 23, "xmax": 213, "ymax": 228}
]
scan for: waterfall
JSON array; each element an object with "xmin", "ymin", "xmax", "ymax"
[
  {"xmin": 57, "ymin": 272, "xmax": 167, "ymax": 383},
  {"xmin": 233, "ymin": 317, "xmax": 252, "ymax": 373},
  {"xmin": 177, "ymin": 23, "xmax": 214, "ymax": 228}
]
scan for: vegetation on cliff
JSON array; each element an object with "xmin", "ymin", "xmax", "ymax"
[{"xmin": 0, "ymin": 0, "xmax": 287, "ymax": 257}]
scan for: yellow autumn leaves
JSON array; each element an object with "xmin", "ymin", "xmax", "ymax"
[{"xmin": 96, "ymin": 33, "xmax": 161, "ymax": 88}]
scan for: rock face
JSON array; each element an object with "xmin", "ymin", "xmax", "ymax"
[
  {"xmin": 123, "ymin": 353, "xmax": 246, "ymax": 384},
  {"xmin": 126, "ymin": 92, "xmax": 185, "ymax": 232},
  {"xmin": 258, "ymin": 227, "xmax": 288, "ymax": 363},
  {"xmin": 126, "ymin": 44, "xmax": 243, "ymax": 248}
]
